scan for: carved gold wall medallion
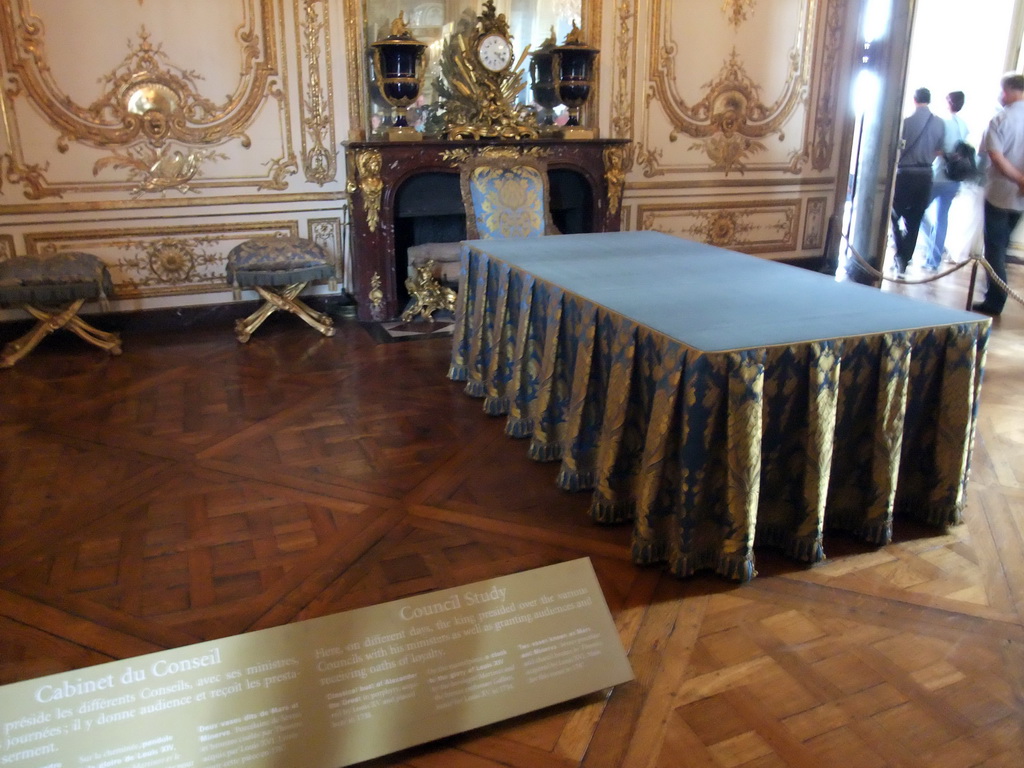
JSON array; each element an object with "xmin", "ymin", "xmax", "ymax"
[
  {"xmin": 354, "ymin": 149, "xmax": 383, "ymax": 232},
  {"xmin": 297, "ymin": 0, "xmax": 338, "ymax": 186},
  {"xmin": 678, "ymin": 49, "xmax": 788, "ymax": 175},
  {"xmin": 705, "ymin": 211, "xmax": 743, "ymax": 246},
  {"xmin": 115, "ymin": 236, "xmax": 223, "ymax": 288}
]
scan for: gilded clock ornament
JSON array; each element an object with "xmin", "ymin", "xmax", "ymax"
[
  {"xmin": 434, "ymin": 0, "xmax": 538, "ymax": 140},
  {"xmin": 478, "ymin": 33, "xmax": 513, "ymax": 72}
]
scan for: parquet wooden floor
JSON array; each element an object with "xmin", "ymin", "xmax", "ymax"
[{"xmin": 1, "ymin": 265, "xmax": 1022, "ymax": 768}]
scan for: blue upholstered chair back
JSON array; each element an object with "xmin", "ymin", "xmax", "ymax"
[{"xmin": 460, "ymin": 154, "xmax": 557, "ymax": 240}]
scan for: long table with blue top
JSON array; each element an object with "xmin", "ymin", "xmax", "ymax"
[{"xmin": 448, "ymin": 231, "xmax": 990, "ymax": 581}]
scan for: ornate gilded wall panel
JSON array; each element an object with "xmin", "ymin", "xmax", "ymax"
[
  {"xmin": 609, "ymin": 0, "xmax": 638, "ymax": 171},
  {"xmin": 606, "ymin": 0, "xmax": 856, "ymax": 261},
  {"xmin": 803, "ymin": 196, "xmax": 828, "ymax": 251},
  {"xmin": 0, "ymin": 0, "xmax": 303, "ymax": 199},
  {"xmin": 1, "ymin": 1, "xmax": 277, "ymax": 148},
  {"xmin": 307, "ymin": 214, "xmax": 345, "ymax": 284},
  {"xmin": 638, "ymin": 0, "xmax": 816, "ymax": 177},
  {"xmin": 636, "ymin": 200, "xmax": 800, "ymax": 254},
  {"xmin": 0, "ymin": 0, "xmax": 353, "ymax": 310},
  {"xmin": 295, "ymin": 0, "xmax": 338, "ymax": 185},
  {"xmin": 812, "ymin": 0, "xmax": 852, "ymax": 171}
]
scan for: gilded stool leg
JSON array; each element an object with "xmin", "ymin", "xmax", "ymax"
[
  {"xmin": 287, "ymin": 295, "xmax": 336, "ymax": 336},
  {"xmin": 65, "ymin": 315, "xmax": 123, "ymax": 355},
  {"xmin": 253, "ymin": 284, "xmax": 335, "ymax": 337},
  {"xmin": 1, "ymin": 300, "xmax": 85, "ymax": 368},
  {"xmin": 234, "ymin": 284, "xmax": 300, "ymax": 342},
  {"xmin": 234, "ymin": 283, "xmax": 335, "ymax": 342},
  {"xmin": 234, "ymin": 298, "xmax": 280, "ymax": 343}
]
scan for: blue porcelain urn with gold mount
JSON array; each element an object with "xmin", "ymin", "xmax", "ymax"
[{"xmin": 370, "ymin": 13, "xmax": 428, "ymax": 141}]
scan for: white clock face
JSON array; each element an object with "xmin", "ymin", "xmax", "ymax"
[{"xmin": 478, "ymin": 33, "xmax": 512, "ymax": 72}]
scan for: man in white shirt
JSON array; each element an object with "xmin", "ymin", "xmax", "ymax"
[
  {"xmin": 922, "ymin": 91, "xmax": 969, "ymax": 271},
  {"xmin": 975, "ymin": 73, "xmax": 1024, "ymax": 315}
]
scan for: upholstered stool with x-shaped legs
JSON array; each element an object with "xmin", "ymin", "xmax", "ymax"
[
  {"xmin": 226, "ymin": 236, "xmax": 337, "ymax": 343},
  {"xmin": 0, "ymin": 252, "xmax": 121, "ymax": 368}
]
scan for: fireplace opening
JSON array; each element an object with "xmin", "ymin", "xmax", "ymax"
[
  {"xmin": 393, "ymin": 168, "xmax": 595, "ymax": 304},
  {"xmin": 548, "ymin": 169, "xmax": 594, "ymax": 235}
]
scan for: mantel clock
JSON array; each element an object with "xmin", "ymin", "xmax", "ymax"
[{"xmin": 435, "ymin": 0, "xmax": 538, "ymax": 140}]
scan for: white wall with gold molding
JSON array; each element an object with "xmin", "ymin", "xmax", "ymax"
[
  {"xmin": 0, "ymin": 0, "xmax": 350, "ymax": 311},
  {"xmin": 2, "ymin": 0, "xmax": 864, "ymax": 316},
  {"xmin": 600, "ymin": 0, "xmax": 859, "ymax": 260}
]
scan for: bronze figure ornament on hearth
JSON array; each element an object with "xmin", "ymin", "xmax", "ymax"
[{"xmin": 402, "ymin": 260, "xmax": 456, "ymax": 322}]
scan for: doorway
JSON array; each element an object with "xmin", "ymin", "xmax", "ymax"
[
  {"xmin": 902, "ymin": 0, "xmax": 1017, "ymax": 274},
  {"xmin": 839, "ymin": 0, "xmax": 1022, "ymax": 282}
]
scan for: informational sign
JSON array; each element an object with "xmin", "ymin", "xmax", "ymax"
[{"xmin": 0, "ymin": 558, "xmax": 633, "ymax": 768}]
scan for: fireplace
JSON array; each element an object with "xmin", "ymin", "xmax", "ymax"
[{"xmin": 344, "ymin": 138, "xmax": 630, "ymax": 321}]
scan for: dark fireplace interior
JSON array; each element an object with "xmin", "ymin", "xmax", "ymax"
[{"xmin": 393, "ymin": 169, "xmax": 594, "ymax": 303}]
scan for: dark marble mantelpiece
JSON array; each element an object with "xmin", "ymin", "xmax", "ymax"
[{"xmin": 343, "ymin": 138, "xmax": 630, "ymax": 321}]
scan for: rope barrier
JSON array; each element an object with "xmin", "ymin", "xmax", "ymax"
[{"xmin": 840, "ymin": 234, "xmax": 1024, "ymax": 309}]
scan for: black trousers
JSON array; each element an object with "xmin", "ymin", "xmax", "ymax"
[
  {"xmin": 890, "ymin": 167, "xmax": 933, "ymax": 266},
  {"xmin": 981, "ymin": 201, "xmax": 1022, "ymax": 312}
]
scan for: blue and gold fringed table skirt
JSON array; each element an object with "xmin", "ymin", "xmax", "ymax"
[{"xmin": 449, "ymin": 231, "xmax": 990, "ymax": 581}]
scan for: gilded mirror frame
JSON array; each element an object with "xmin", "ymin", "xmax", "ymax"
[{"xmin": 342, "ymin": 0, "xmax": 599, "ymax": 141}]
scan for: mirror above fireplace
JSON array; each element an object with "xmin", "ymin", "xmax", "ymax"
[{"xmin": 342, "ymin": 0, "xmax": 597, "ymax": 141}]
